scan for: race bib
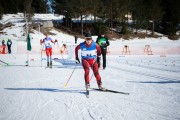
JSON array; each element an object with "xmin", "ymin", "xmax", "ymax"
[
  {"xmin": 44, "ymin": 40, "xmax": 52, "ymax": 47},
  {"xmin": 7, "ymin": 41, "xmax": 11, "ymax": 45}
]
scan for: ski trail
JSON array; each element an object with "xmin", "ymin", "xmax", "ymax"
[
  {"xmin": 0, "ymin": 99, "xmax": 5, "ymax": 113},
  {"xmin": 32, "ymin": 99, "xmax": 54, "ymax": 120},
  {"xmin": 109, "ymin": 59, "xmax": 180, "ymax": 72},
  {"xmin": 108, "ymin": 64, "xmax": 180, "ymax": 81}
]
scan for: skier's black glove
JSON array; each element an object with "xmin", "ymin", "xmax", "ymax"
[
  {"xmin": 97, "ymin": 56, "xmax": 101, "ymax": 61},
  {"xmin": 76, "ymin": 57, "xmax": 80, "ymax": 64},
  {"xmin": 96, "ymin": 56, "xmax": 100, "ymax": 63}
]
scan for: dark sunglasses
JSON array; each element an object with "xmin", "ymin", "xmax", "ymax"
[{"xmin": 85, "ymin": 38, "xmax": 92, "ymax": 41}]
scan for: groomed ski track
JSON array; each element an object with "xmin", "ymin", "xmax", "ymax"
[{"xmin": 0, "ymin": 54, "xmax": 180, "ymax": 120}]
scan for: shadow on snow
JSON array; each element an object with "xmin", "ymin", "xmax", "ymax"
[{"xmin": 4, "ymin": 88, "xmax": 86, "ymax": 95}]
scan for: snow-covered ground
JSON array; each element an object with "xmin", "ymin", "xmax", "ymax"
[
  {"xmin": 0, "ymin": 54, "xmax": 180, "ymax": 120},
  {"xmin": 0, "ymin": 13, "xmax": 180, "ymax": 120}
]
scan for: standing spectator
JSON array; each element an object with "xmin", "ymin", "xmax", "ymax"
[
  {"xmin": 2, "ymin": 39, "xmax": 6, "ymax": 54},
  {"xmin": 40, "ymin": 33, "xmax": 57, "ymax": 68},
  {"xmin": 75, "ymin": 33, "xmax": 105, "ymax": 90},
  {"xmin": 96, "ymin": 34, "xmax": 110, "ymax": 69},
  {"xmin": 7, "ymin": 39, "xmax": 12, "ymax": 54}
]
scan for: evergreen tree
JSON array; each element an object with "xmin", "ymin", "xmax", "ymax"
[
  {"xmin": 162, "ymin": 0, "xmax": 180, "ymax": 35},
  {"xmin": 31, "ymin": 0, "xmax": 47, "ymax": 13},
  {"xmin": 0, "ymin": 7, "xmax": 4, "ymax": 19},
  {"xmin": 145, "ymin": 0, "xmax": 164, "ymax": 35},
  {"xmin": 132, "ymin": 0, "xmax": 148, "ymax": 33}
]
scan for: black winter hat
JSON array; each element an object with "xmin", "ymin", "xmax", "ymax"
[{"xmin": 85, "ymin": 33, "xmax": 92, "ymax": 38}]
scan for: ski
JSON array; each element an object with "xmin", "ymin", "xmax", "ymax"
[
  {"xmin": 91, "ymin": 88, "xmax": 130, "ymax": 95},
  {"xmin": 45, "ymin": 66, "xmax": 52, "ymax": 69},
  {"xmin": 0, "ymin": 60, "xmax": 9, "ymax": 65}
]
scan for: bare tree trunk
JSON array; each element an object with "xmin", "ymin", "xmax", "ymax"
[
  {"xmin": 94, "ymin": 15, "xmax": 97, "ymax": 23},
  {"xmin": 81, "ymin": 15, "xmax": 83, "ymax": 35},
  {"xmin": 71, "ymin": 19, "xmax": 72, "ymax": 30},
  {"xmin": 152, "ymin": 20, "xmax": 154, "ymax": 35},
  {"xmin": 110, "ymin": 4, "xmax": 113, "ymax": 34}
]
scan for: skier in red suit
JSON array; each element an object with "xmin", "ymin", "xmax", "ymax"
[{"xmin": 75, "ymin": 33, "xmax": 105, "ymax": 90}]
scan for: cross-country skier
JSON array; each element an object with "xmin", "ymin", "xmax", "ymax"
[
  {"xmin": 75, "ymin": 33, "xmax": 105, "ymax": 90},
  {"xmin": 40, "ymin": 33, "xmax": 57, "ymax": 68}
]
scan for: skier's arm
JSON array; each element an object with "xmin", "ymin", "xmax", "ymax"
[
  {"xmin": 40, "ymin": 39, "xmax": 44, "ymax": 45},
  {"xmin": 96, "ymin": 44, "xmax": 101, "ymax": 56},
  {"xmin": 75, "ymin": 45, "xmax": 81, "ymax": 63},
  {"xmin": 75, "ymin": 45, "xmax": 80, "ymax": 58},
  {"xmin": 50, "ymin": 39, "xmax": 56, "ymax": 44},
  {"xmin": 106, "ymin": 38, "xmax": 110, "ymax": 46}
]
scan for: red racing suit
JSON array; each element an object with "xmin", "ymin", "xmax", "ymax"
[
  {"xmin": 41, "ymin": 37, "xmax": 54, "ymax": 57},
  {"xmin": 75, "ymin": 41, "xmax": 102, "ymax": 86}
]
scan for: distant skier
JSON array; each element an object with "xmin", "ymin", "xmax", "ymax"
[
  {"xmin": 96, "ymin": 34, "xmax": 110, "ymax": 69},
  {"xmin": 60, "ymin": 44, "xmax": 67, "ymax": 54},
  {"xmin": 75, "ymin": 33, "xmax": 105, "ymax": 90},
  {"xmin": 7, "ymin": 39, "xmax": 12, "ymax": 54},
  {"xmin": 40, "ymin": 33, "xmax": 57, "ymax": 68}
]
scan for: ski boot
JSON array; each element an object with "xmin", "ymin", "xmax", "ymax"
[
  {"xmin": 86, "ymin": 83, "xmax": 90, "ymax": 91},
  {"xmin": 85, "ymin": 83, "xmax": 90, "ymax": 98},
  {"xmin": 98, "ymin": 84, "xmax": 106, "ymax": 91},
  {"xmin": 47, "ymin": 62, "xmax": 49, "ymax": 67},
  {"xmin": 50, "ymin": 61, "xmax": 52, "ymax": 68}
]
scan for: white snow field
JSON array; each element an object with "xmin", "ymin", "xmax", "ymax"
[
  {"xmin": 0, "ymin": 54, "xmax": 180, "ymax": 120},
  {"xmin": 0, "ymin": 13, "xmax": 180, "ymax": 120}
]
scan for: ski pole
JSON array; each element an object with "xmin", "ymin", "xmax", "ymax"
[
  {"xmin": 64, "ymin": 64, "xmax": 77, "ymax": 87},
  {"xmin": 61, "ymin": 53, "xmax": 65, "ymax": 64},
  {"xmin": 40, "ymin": 43, "xmax": 44, "ymax": 67},
  {"xmin": 90, "ymin": 74, "xmax": 93, "ymax": 82},
  {"xmin": 41, "ymin": 48, "xmax": 42, "ymax": 67},
  {"xmin": 10, "ymin": 54, "xmax": 16, "ymax": 59},
  {"xmin": 89, "ymin": 62, "xmax": 95, "ymax": 82},
  {"xmin": 0, "ymin": 59, "xmax": 9, "ymax": 65}
]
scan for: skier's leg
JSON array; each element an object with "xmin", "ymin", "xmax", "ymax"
[
  {"xmin": 82, "ymin": 60, "xmax": 90, "ymax": 86},
  {"xmin": 91, "ymin": 61, "xmax": 102, "ymax": 87},
  {"xmin": 46, "ymin": 48, "xmax": 50, "ymax": 67},
  {"xmin": 49, "ymin": 48, "xmax": 52, "ymax": 67}
]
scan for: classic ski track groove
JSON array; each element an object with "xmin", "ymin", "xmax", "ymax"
[
  {"xmin": 111, "ymin": 60, "xmax": 180, "ymax": 72},
  {"xmin": 108, "ymin": 65, "xmax": 180, "ymax": 81}
]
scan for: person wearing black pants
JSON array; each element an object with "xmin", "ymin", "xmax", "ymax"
[
  {"xmin": 7, "ymin": 39, "xmax": 12, "ymax": 54},
  {"xmin": 96, "ymin": 34, "xmax": 110, "ymax": 69}
]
